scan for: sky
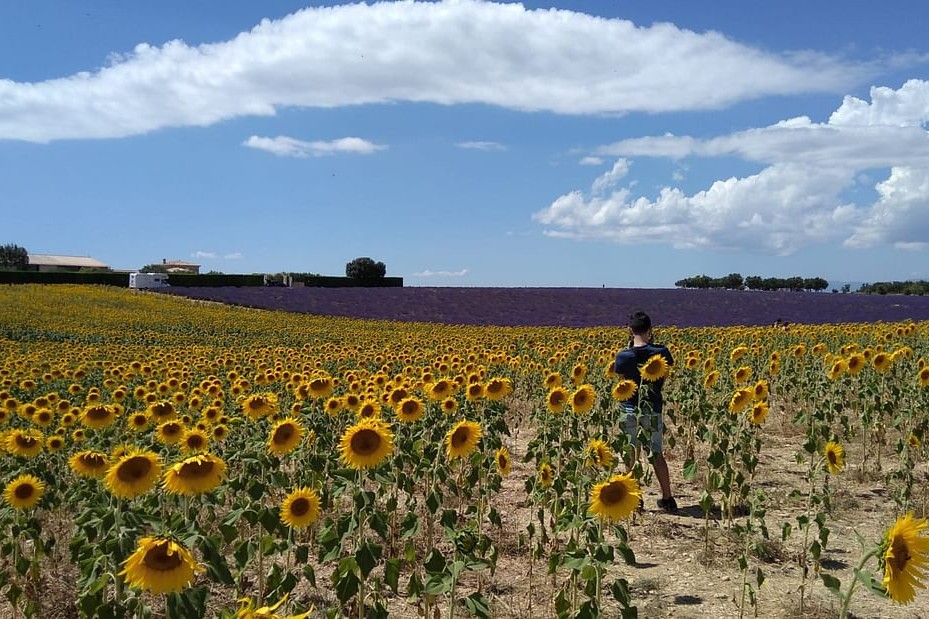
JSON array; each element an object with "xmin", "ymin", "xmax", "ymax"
[{"xmin": 1, "ymin": 0, "xmax": 928, "ymax": 288}]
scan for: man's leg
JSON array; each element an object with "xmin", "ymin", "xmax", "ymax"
[{"xmin": 653, "ymin": 452, "xmax": 672, "ymax": 500}]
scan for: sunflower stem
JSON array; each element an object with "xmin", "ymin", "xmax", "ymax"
[{"xmin": 838, "ymin": 547, "xmax": 880, "ymax": 619}]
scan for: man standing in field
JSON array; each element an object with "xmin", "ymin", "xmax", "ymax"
[{"xmin": 614, "ymin": 310, "xmax": 677, "ymax": 513}]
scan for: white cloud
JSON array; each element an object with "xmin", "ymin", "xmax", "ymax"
[
  {"xmin": 243, "ymin": 135, "xmax": 385, "ymax": 157},
  {"xmin": 579, "ymin": 156, "xmax": 604, "ymax": 166},
  {"xmin": 0, "ymin": 1, "xmax": 872, "ymax": 142},
  {"xmin": 192, "ymin": 251, "xmax": 217, "ymax": 259},
  {"xmin": 538, "ymin": 80, "xmax": 929, "ymax": 254},
  {"xmin": 591, "ymin": 159, "xmax": 630, "ymax": 195},
  {"xmin": 412, "ymin": 268, "xmax": 469, "ymax": 277},
  {"xmin": 224, "ymin": 252, "xmax": 243, "ymax": 260},
  {"xmin": 456, "ymin": 141, "xmax": 506, "ymax": 151}
]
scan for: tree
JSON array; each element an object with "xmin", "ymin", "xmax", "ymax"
[
  {"xmin": 346, "ymin": 257, "xmax": 386, "ymax": 279},
  {"xmin": 0, "ymin": 243, "xmax": 28, "ymax": 270},
  {"xmin": 139, "ymin": 264, "xmax": 168, "ymax": 273}
]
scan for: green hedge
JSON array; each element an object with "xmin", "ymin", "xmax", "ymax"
[
  {"xmin": 167, "ymin": 273, "xmax": 264, "ymax": 287},
  {"xmin": 0, "ymin": 271, "xmax": 130, "ymax": 286},
  {"xmin": 295, "ymin": 276, "xmax": 404, "ymax": 288}
]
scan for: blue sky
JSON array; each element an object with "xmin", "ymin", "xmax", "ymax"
[{"xmin": 1, "ymin": 1, "xmax": 927, "ymax": 287}]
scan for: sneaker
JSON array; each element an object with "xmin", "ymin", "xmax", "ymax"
[{"xmin": 657, "ymin": 496, "xmax": 678, "ymax": 513}]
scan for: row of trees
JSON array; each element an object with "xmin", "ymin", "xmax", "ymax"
[
  {"xmin": 859, "ymin": 280, "xmax": 929, "ymax": 295},
  {"xmin": 0, "ymin": 244, "xmax": 28, "ymax": 270},
  {"xmin": 675, "ymin": 273, "xmax": 830, "ymax": 292}
]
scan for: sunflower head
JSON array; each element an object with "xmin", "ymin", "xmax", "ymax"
[
  {"xmin": 823, "ymin": 442, "xmax": 845, "ymax": 475},
  {"xmin": 611, "ymin": 380, "xmax": 637, "ymax": 402},
  {"xmin": 70, "ymin": 450, "xmax": 111, "ymax": 478},
  {"xmin": 749, "ymin": 401, "xmax": 769, "ymax": 425},
  {"xmin": 570, "ymin": 385, "xmax": 597, "ymax": 415},
  {"xmin": 181, "ymin": 428, "xmax": 210, "ymax": 454},
  {"xmin": 163, "ymin": 453, "xmax": 227, "ymax": 495},
  {"xmin": 586, "ymin": 439, "xmax": 614, "ymax": 469},
  {"xmin": 280, "ymin": 487, "xmax": 321, "ymax": 530},
  {"xmin": 881, "ymin": 513, "xmax": 929, "ymax": 604},
  {"xmin": 728, "ymin": 388, "xmax": 754, "ymax": 414},
  {"xmin": 640, "ymin": 354, "xmax": 669, "ymax": 382},
  {"xmin": 120, "ymin": 536, "xmax": 202, "ymax": 594},
  {"xmin": 703, "ymin": 370, "xmax": 721, "ymax": 390},
  {"xmin": 495, "ymin": 447, "xmax": 512, "ymax": 477},
  {"xmin": 538, "ymin": 463, "xmax": 554, "ymax": 487},
  {"xmin": 105, "ymin": 450, "xmax": 162, "ymax": 499},
  {"xmin": 445, "ymin": 420, "xmax": 482, "ymax": 460},
  {"xmin": 484, "ymin": 377, "xmax": 512, "ymax": 401},
  {"xmin": 589, "ymin": 473, "xmax": 642, "ymax": 522},
  {"xmin": 396, "ymin": 397, "xmax": 424, "ymax": 423},
  {"xmin": 267, "ymin": 418, "xmax": 304, "ymax": 456},
  {"xmin": 340, "ymin": 418, "xmax": 394, "ymax": 470},
  {"xmin": 546, "ymin": 387, "xmax": 568, "ymax": 414},
  {"xmin": 3, "ymin": 474, "xmax": 45, "ymax": 510}
]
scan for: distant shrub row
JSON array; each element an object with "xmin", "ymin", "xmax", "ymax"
[
  {"xmin": 859, "ymin": 280, "xmax": 929, "ymax": 295},
  {"xmin": 675, "ymin": 273, "xmax": 829, "ymax": 292},
  {"xmin": 0, "ymin": 271, "xmax": 402, "ymax": 288}
]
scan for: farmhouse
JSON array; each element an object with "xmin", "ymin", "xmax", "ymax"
[
  {"xmin": 160, "ymin": 259, "xmax": 200, "ymax": 274},
  {"xmin": 27, "ymin": 254, "xmax": 110, "ymax": 272}
]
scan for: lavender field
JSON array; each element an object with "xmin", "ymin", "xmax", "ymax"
[{"xmin": 162, "ymin": 286, "xmax": 929, "ymax": 327}]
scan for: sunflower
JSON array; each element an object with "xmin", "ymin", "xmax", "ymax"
[
  {"xmin": 823, "ymin": 442, "xmax": 845, "ymax": 475},
  {"xmin": 495, "ymin": 447, "xmax": 512, "ymax": 477},
  {"xmin": 729, "ymin": 346, "xmax": 748, "ymax": 362},
  {"xmin": 267, "ymin": 418, "xmax": 304, "ymax": 456},
  {"xmin": 357, "ymin": 399, "xmax": 381, "ymax": 420},
  {"xmin": 212, "ymin": 424, "xmax": 229, "ymax": 442},
  {"xmin": 236, "ymin": 593, "xmax": 311, "ymax": 619},
  {"xmin": 440, "ymin": 397, "xmax": 459, "ymax": 415},
  {"xmin": 445, "ymin": 420, "xmax": 482, "ymax": 460},
  {"xmin": 147, "ymin": 401, "xmax": 177, "ymax": 421},
  {"xmin": 749, "ymin": 401, "xmax": 769, "ymax": 425},
  {"xmin": 485, "ymin": 377, "xmax": 512, "ymax": 401},
  {"xmin": 703, "ymin": 370, "xmax": 721, "ymax": 390},
  {"xmin": 7, "ymin": 429, "xmax": 44, "ymax": 457},
  {"xmin": 32, "ymin": 408, "xmax": 54, "ymax": 427},
  {"xmin": 881, "ymin": 513, "xmax": 929, "ymax": 604},
  {"xmin": 280, "ymin": 487, "xmax": 321, "ymax": 530},
  {"xmin": 105, "ymin": 450, "xmax": 162, "ymax": 499},
  {"xmin": 728, "ymin": 388, "xmax": 754, "ymax": 414},
  {"xmin": 46, "ymin": 435, "xmax": 64, "ymax": 451},
  {"xmin": 908, "ymin": 434, "xmax": 921, "ymax": 450},
  {"xmin": 127, "ymin": 412, "xmax": 150, "ymax": 432},
  {"xmin": 241, "ymin": 393, "xmax": 278, "ymax": 421},
  {"xmin": 538, "ymin": 463, "xmax": 554, "ymax": 487},
  {"xmin": 752, "ymin": 380, "xmax": 769, "ymax": 401},
  {"xmin": 546, "ymin": 387, "xmax": 568, "ymax": 414},
  {"xmin": 396, "ymin": 397, "xmax": 425, "ymax": 423},
  {"xmin": 827, "ymin": 359, "xmax": 848, "ymax": 381},
  {"xmin": 70, "ymin": 450, "xmax": 111, "ymax": 478},
  {"xmin": 586, "ymin": 439, "xmax": 614, "ymax": 468},
  {"xmin": 163, "ymin": 453, "xmax": 227, "ymax": 495},
  {"xmin": 3, "ymin": 474, "xmax": 45, "ymax": 510},
  {"xmin": 872, "ymin": 352, "xmax": 893, "ymax": 373},
  {"xmin": 181, "ymin": 428, "xmax": 210, "ymax": 454},
  {"xmin": 543, "ymin": 372, "xmax": 563, "ymax": 390},
  {"xmin": 732, "ymin": 366, "xmax": 753, "ymax": 384},
  {"xmin": 611, "ymin": 380, "xmax": 637, "ymax": 402},
  {"xmin": 155, "ymin": 420, "xmax": 185, "ymax": 445},
  {"xmin": 768, "ymin": 360, "xmax": 781, "ymax": 376},
  {"xmin": 570, "ymin": 385, "xmax": 597, "ymax": 415},
  {"xmin": 427, "ymin": 379, "xmax": 454, "ymax": 401},
  {"xmin": 465, "ymin": 382, "xmax": 484, "ymax": 401},
  {"xmin": 918, "ymin": 367, "xmax": 929, "ymax": 388},
  {"xmin": 640, "ymin": 355, "xmax": 669, "ymax": 382},
  {"xmin": 340, "ymin": 419, "xmax": 394, "ymax": 469},
  {"xmin": 589, "ymin": 473, "xmax": 642, "ymax": 522},
  {"xmin": 846, "ymin": 353, "xmax": 866, "ymax": 375},
  {"xmin": 120, "ymin": 536, "xmax": 201, "ymax": 594},
  {"xmin": 81, "ymin": 404, "xmax": 116, "ymax": 429}
]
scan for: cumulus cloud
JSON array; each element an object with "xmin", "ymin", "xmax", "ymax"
[
  {"xmin": 412, "ymin": 269, "xmax": 470, "ymax": 277},
  {"xmin": 0, "ymin": 0, "xmax": 871, "ymax": 142},
  {"xmin": 539, "ymin": 80, "xmax": 929, "ymax": 253},
  {"xmin": 456, "ymin": 141, "xmax": 506, "ymax": 151},
  {"xmin": 192, "ymin": 251, "xmax": 217, "ymax": 259},
  {"xmin": 579, "ymin": 156, "xmax": 604, "ymax": 166},
  {"xmin": 243, "ymin": 135, "xmax": 385, "ymax": 157},
  {"xmin": 223, "ymin": 252, "xmax": 243, "ymax": 260}
]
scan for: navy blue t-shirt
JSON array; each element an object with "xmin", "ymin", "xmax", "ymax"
[{"xmin": 614, "ymin": 342, "xmax": 674, "ymax": 413}]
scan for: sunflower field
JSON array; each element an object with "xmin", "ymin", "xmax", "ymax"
[{"xmin": 2, "ymin": 284, "xmax": 929, "ymax": 618}]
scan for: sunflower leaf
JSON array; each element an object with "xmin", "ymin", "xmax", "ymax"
[
  {"xmin": 384, "ymin": 558, "xmax": 400, "ymax": 593},
  {"xmin": 462, "ymin": 592, "xmax": 492, "ymax": 618},
  {"xmin": 820, "ymin": 573, "xmax": 842, "ymax": 597}
]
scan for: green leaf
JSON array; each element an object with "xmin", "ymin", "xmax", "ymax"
[
  {"xmin": 302, "ymin": 564, "xmax": 317, "ymax": 588},
  {"xmin": 424, "ymin": 548, "xmax": 447, "ymax": 574},
  {"xmin": 462, "ymin": 592, "xmax": 492, "ymax": 618},
  {"xmin": 820, "ymin": 573, "xmax": 842, "ymax": 597},
  {"xmin": 384, "ymin": 558, "xmax": 400, "ymax": 594},
  {"xmin": 199, "ymin": 535, "xmax": 235, "ymax": 586},
  {"xmin": 355, "ymin": 541, "xmax": 383, "ymax": 579},
  {"xmin": 334, "ymin": 569, "xmax": 360, "ymax": 604},
  {"xmin": 683, "ymin": 459, "xmax": 698, "ymax": 481},
  {"xmin": 424, "ymin": 574, "xmax": 453, "ymax": 596}
]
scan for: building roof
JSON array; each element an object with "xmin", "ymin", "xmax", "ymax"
[
  {"xmin": 162, "ymin": 260, "xmax": 200, "ymax": 267},
  {"xmin": 28, "ymin": 254, "xmax": 110, "ymax": 268}
]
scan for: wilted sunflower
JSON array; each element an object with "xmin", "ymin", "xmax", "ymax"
[
  {"xmin": 495, "ymin": 447, "xmax": 512, "ymax": 477},
  {"xmin": 105, "ymin": 450, "xmax": 162, "ymax": 499},
  {"xmin": 81, "ymin": 404, "xmax": 116, "ymax": 429},
  {"xmin": 241, "ymin": 393, "xmax": 278, "ymax": 421},
  {"xmin": 340, "ymin": 419, "xmax": 393, "ymax": 469},
  {"xmin": 908, "ymin": 434, "xmax": 921, "ymax": 450},
  {"xmin": 236, "ymin": 593, "xmax": 311, "ymax": 619},
  {"xmin": 163, "ymin": 453, "xmax": 227, "ymax": 495},
  {"xmin": 70, "ymin": 450, "xmax": 110, "ymax": 479},
  {"xmin": 181, "ymin": 428, "xmax": 210, "ymax": 454},
  {"xmin": 267, "ymin": 418, "xmax": 304, "ymax": 456},
  {"xmin": 120, "ymin": 536, "xmax": 201, "ymax": 594},
  {"xmin": 824, "ymin": 442, "xmax": 845, "ymax": 474},
  {"xmin": 538, "ymin": 463, "xmax": 554, "ymax": 487},
  {"xmin": 881, "ymin": 512, "xmax": 929, "ymax": 604},
  {"xmin": 7, "ymin": 429, "xmax": 44, "ymax": 458},
  {"xmin": 280, "ymin": 487, "xmax": 321, "ymax": 530},
  {"xmin": 570, "ymin": 385, "xmax": 597, "ymax": 415},
  {"xmin": 640, "ymin": 355, "xmax": 669, "ymax": 382},
  {"xmin": 589, "ymin": 473, "xmax": 642, "ymax": 522},
  {"xmin": 728, "ymin": 388, "xmax": 754, "ymax": 414},
  {"xmin": 3, "ymin": 474, "xmax": 45, "ymax": 510},
  {"xmin": 586, "ymin": 438, "xmax": 614, "ymax": 468},
  {"xmin": 445, "ymin": 420, "xmax": 482, "ymax": 460},
  {"xmin": 611, "ymin": 380, "xmax": 637, "ymax": 402},
  {"xmin": 749, "ymin": 401, "xmax": 769, "ymax": 425},
  {"xmin": 546, "ymin": 387, "xmax": 568, "ymax": 414},
  {"xmin": 703, "ymin": 370, "xmax": 721, "ymax": 390},
  {"xmin": 396, "ymin": 397, "xmax": 424, "ymax": 423}
]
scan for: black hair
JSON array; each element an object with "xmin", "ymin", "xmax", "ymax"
[{"xmin": 628, "ymin": 310, "xmax": 652, "ymax": 335}]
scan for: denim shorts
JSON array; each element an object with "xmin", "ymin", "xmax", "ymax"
[{"xmin": 623, "ymin": 405, "xmax": 663, "ymax": 454}]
